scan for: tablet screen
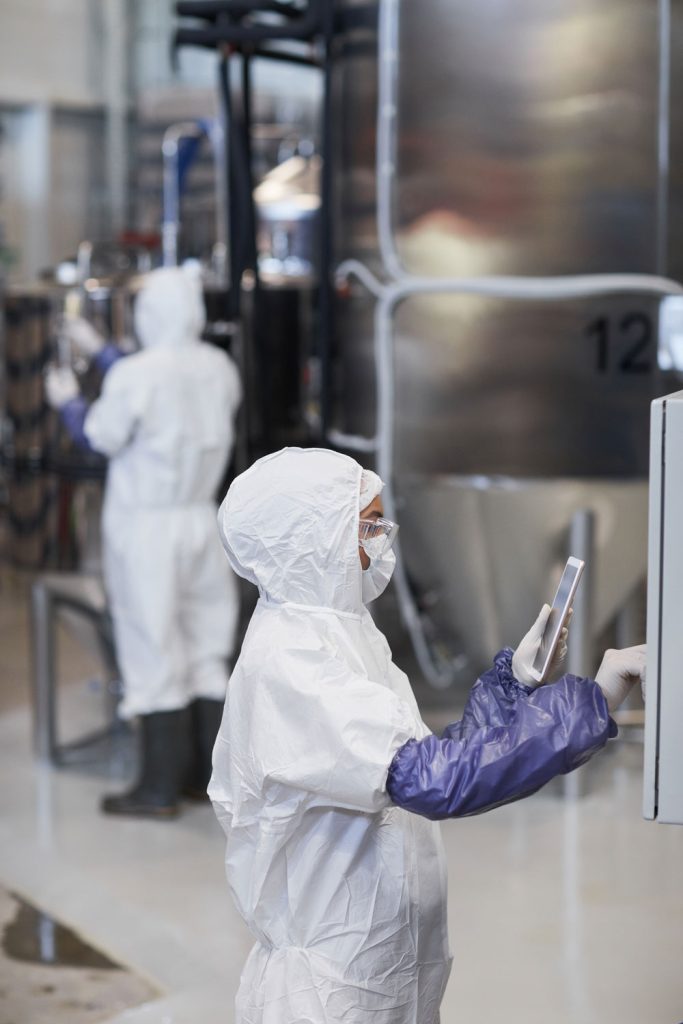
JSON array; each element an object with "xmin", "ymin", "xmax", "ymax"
[{"xmin": 532, "ymin": 560, "xmax": 583, "ymax": 678}]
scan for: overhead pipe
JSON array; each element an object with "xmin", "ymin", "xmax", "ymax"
[
  {"xmin": 161, "ymin": 121, "xmax": 206, "ymax": 267},
  {"xmin": 174, "ymin": 0, "xmax": 324, "ymax": 47},
  {"xmin": 176, "ymin": 0, "xmax": 298, "ymax": 18}
]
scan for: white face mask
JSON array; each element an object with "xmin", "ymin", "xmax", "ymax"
[{"xmin": 361, "ymin": 548, "xmax": 396, "ymax": 604}]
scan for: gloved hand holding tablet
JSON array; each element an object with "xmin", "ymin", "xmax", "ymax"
[{"xmin": 513, "ymin": 557, "xmax": 585, "ymax": 686}]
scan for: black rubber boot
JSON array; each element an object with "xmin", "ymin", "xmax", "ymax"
[
  {"xmin": 183, "ymin": 698, "xmax": 224, "ymax": 801},
  {"xmin": 101, "ymin": 709, "xmax": 187, "ymax": 819}
]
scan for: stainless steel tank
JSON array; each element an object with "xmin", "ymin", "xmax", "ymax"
[{"xmin": 331, "ymin": 0, "xmax": 683, "ymax": 681}]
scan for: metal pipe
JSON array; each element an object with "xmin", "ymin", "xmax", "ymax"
[
  {"xmin": 562, "ymin": 509, "xmax": 597, "ymax": 797},
  {"xmin": 176, "ymin": 34, "xmax": 320, "ymax": 65},
  {"xmin": 657, "ymin": 0, "xmax": 671, "ymax": 276},
  {"xmin": 30, "ymin": 581, "xmax": 56, "ymax": 763},
  {"xmin": 206, "ymin": 119, "xmax": 228, "ymax": 282},
  {"xmin": 376, "ymin": 0, "xmax": 403, "ymax": 279},
  {"xmin": 220, "ymin": 56, "xmax": 245, "ymax": 319},
  {"xmin": 318, "ymin": 3, "xmax": 335, "ymax": 441},
  {"xmin": 173, "ymin": 0, "xmax": 323, "ymax": 46},
  {"xmin": 103, "ymin": 0, "xmax": 129, "ymax": 238},
  {"xmin": 241, "ymin": 51, "xmax": 258, "ymax": 275},
  {"xmin": 30, "ymin": 581, "xmax": 122, "ymax": 766},
  {"xmin": 250, "ymin": 47, "xmax": 320, "ymax": 68},
  {"xmin": 162, "ymin": 121, "xmax": 205, "ymax": 267},
  {"xmin": 567, "ymin": 509, "xmax": 596, "ymax": 679},
  {"xmin": 219, "ymin": 55, "xmax": 237, "ymax": 314},
  {"xmin": 176, "ymin": 0, "xmax": 296, "ymax": 19},
  {"xmin": 336, "ymin": 256, "xmax": 683, "ymax": 459},
  {"xmin": 240, "ymin": 49, "xmax": 269, "ymax": 447},
  {"xmin": 76, "ymin": 240, "xmax": 93, "ymax": 284}
]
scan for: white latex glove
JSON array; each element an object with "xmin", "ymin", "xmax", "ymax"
[
  {"xmin": 512, "ymin": 604, "xmax": 570, "ymax": 687},
  {"xmin": 44, "ymin": 365, "xmax": 79, "ymax": 409},
  {"xmin": 63, "ymin": 315, "xmax": 105, "ymax": 357},
  {"xmin": 594, "ymin": 645, "xmax": 646, "ymax": 713}
]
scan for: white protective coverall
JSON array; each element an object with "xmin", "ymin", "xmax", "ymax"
[
  {"xmin": 210, "ymin": 447, "xmax": 451, "ymax": 1024},
  {"xmin": 85, "ymin": 267, "xmax": 242, "ymax": 719}
]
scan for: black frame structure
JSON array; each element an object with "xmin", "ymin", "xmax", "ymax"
[{"xmin": 174, "ymin": 0, "xmax": 336, "ymax": 440}]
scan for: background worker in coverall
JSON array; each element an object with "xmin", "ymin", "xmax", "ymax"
[{"xmin": 46, "ymin": 266, "xmax": 242, "ymax": 818}]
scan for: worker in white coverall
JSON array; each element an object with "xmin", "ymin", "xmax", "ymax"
[
  {"xmin": 46, "ymin": 266, "xmax": 242, "ymax": 818},
  {"xmin": 209, "ymin": 446, "xmax": 646, "ymax": 1024}
]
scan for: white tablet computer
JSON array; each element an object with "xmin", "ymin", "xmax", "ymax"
[{"xmin": 528, "ymin": 557, "xmax": 585, "ymax": 683}]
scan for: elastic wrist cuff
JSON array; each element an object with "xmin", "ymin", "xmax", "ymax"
[{"xmin": 495, "ymin": 647, "xmax": 535, "ymax": 696}]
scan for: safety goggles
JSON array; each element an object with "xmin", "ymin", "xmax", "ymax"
[{"xmin": 358, "ymin": 516, "xmax": 399, "ymax": 558}]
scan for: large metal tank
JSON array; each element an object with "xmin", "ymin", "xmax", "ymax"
[{"xmin": 332, "ymin": 0, "xmax": 683, "ymax": 679}]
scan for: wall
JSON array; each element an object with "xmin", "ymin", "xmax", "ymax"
[
  {"xmin": 0, "ymin": 0, "xmax": 105, "ymax": 108},
  {"xmin": 0, "ymin": 0, "xmax": 124, "ymax": 282},
  {"xmin": 0, "ymin": 0, "xmax": 321, "ymax": 281}
]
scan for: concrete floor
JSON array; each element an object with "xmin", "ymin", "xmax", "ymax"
[
  {"xmin": 1, "ymin": 569, "xmax": 682, "ymax": 1023},
  {"xmin": 0, "ymin": 885, "xmax": 157, "ymax": 1024}
]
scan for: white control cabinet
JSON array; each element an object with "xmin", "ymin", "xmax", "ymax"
[{"xmin": 644, "ymin": 390, "xmax": 683, "ymax": 824}]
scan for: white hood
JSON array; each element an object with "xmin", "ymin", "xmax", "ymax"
[
  {"xmin": 134, "ymin": 265, "xmax": 205, "ymax": 349},
  {"xmin": 218, "ymin": 447, "xmax": 364, "ymax": 614}
]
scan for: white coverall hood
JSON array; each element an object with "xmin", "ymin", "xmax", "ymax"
[
  {"xmin": 210, "ymin": 447, "xmax": 452, "ymax": 1023},
  {"xmin": 359, "ymin": 468, "xmax": 383, "ymax": 509},
  {"xmin": 134, "ymin": 265, "xmax": 205, "ymax": 349},
  {"xmin": 218, "ymin": 447, "xmax": 365, "ymax": 613}
]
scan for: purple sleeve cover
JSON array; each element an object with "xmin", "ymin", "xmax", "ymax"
[{"xmin": 386, "ymin": 648, "xmax": 616, "ymax": 819}]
